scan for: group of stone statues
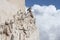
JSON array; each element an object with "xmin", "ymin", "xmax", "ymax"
[{"xmin": 0, "ymin": 8, "xmax": 36, "ymax": 40}]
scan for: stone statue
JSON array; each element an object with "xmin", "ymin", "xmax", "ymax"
[
  {"xmin": 27, "ymin": 7, "xmax": 34, "ymax": 18},
  {"xmin": 0, "ymin": 0, "xmax": 39, "ymax": 40}
]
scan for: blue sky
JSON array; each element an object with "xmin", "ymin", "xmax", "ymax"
[{"xmin": 26, "ymin": 0, "xmax": 60, "ymax": 9}]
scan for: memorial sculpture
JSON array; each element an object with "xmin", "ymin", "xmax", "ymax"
[{"xmin": 0, "ymin": 0, "xmax": 39, "ymax": 40}]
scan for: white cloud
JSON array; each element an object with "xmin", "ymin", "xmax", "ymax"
[{"xmin": 30, "ymin": 4, "xmax": 60, "ymax": 40}]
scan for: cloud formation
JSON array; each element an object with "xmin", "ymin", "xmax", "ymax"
[{"xmin": 31, "ymin": 4, "xmax": 60, "ymax": 40}]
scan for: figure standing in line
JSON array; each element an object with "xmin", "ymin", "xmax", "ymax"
[{"xmin": 27, "ymin": 7, "xmax": 34, "ymax": 18}]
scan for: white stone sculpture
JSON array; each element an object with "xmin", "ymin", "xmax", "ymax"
[{"xmin": 0, "ymin": 0, "xmax": 39, "ymax": 40}]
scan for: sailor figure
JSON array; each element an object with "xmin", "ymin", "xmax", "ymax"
[{"xmin": 27, "ymin": 7, "xmax": 34, "ymax": 18}]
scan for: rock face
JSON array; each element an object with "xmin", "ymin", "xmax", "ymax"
[{"xmin": 0, "ymin": 0, "xmax": 39, "ymax": 40}]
